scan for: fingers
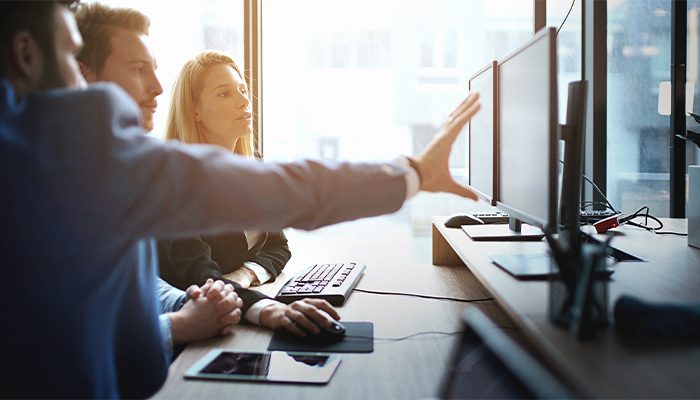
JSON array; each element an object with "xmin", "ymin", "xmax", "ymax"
[
  {"xmin": 450, "ymin": 102, "xmax": 481, "ymax": 132},
  {"xmin": 441, "ymin": 101, "xmax": 481, "ymax": 149},
  {"xmin": 300, "ymin": 299, "xmax": 340, "ymax": 321},
  {"xmin": 215, "ymin": 290, "xmax": 242, "ymax": 314},
  {"xmin": 205, "ymin": 280, "xmax": 226, "ymax": 302},
  {"xmin": 288, "ymin": 300, "xmax": 339, "ymax": 330},
  {"xmin": 446, "ymin": 92, "xmax": 480, "ymax": 125},
  {"xmin": 198, "ymin": 278, "xmax": 214, "ymax": 297},
  {"xmin": 286, "ymin": 307, "xmax": 319, "ymax": 334},
  {"xmin": 185, "ymin": 284, "xmax": 201, "ymax": 300},
  {"xmin": 447, "ymin": 179, "xmax": 479, "ymax": 201},
  {"xmin": 219, "ymin": 326, "xmax": 233, "ymax": 336},
  {"xmin": 217, "ymin": 308, "xmax": 242, "ymax": 327},
  {"xmin": 281, "ymin": 316, "xmax": 307, "ymax": 337}
]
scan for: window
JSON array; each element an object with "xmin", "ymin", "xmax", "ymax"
[
  {"xmin": 547, "ymin": 0, "xmax": 582, "ymax": 122},
  {"xmin": 262, "ymin": 0, "xmax": 534, "ymax": 235},
  {"xmin": 607, "ymin": 0, "xmax": 672, "ymax": 217},
  {"xmin": 86, "ymin": 0, "xmax": 245, "ymax": 138},
  {"xmin": 689, "ymin": 1, "xmax": 700, "ymax": 207}
]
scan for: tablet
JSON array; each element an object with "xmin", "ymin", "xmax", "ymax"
[{"xmin": 184, "ymin": 349, "xmax": 341, "ymax": 384}]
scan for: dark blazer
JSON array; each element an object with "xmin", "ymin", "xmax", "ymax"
[{"xmin": 158, "ymin": 231, "xmax": 291, "ymax": 312}]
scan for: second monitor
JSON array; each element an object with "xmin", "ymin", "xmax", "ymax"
[{"xmin": 463, "ymin": 27, "xmax": 559, "ymax": 241}]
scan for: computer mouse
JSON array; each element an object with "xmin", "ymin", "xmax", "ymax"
[
  {"xmin": 305, "ymin": 319, "xmax": 346, "ymax": 344},
  {"xmin": 444, "ymin": 213, "xmax": 484, "ymax": 228}
]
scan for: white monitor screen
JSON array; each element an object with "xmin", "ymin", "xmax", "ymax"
[
  {"xmin": 468, "ymin": 62, "xmax": 496, "ymax": 203},
  {"xmin": 497, "ymin": 29, "xmax": 557, "ymax": 228}
]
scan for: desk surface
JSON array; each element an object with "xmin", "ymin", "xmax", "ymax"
[
  {"xmin": 153, "ymin": 232, "xmax": 521, "ymax": 399},
  {"xmin": 433, "ymin": 218, "xmax": 700, "ymax": 398}
]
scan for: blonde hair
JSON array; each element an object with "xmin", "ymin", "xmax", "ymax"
[
  {"xmin": 166, "ymin": 51, "xmax": 255, "ymax": 157},
  {"xmin": 75, "ymin": 2, "xmax": 150, "ymax": 73}
]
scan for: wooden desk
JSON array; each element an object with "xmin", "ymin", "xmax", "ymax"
[
  {"xmin": 153, "ymin": 232, "xmax": 521, "ymax": 399},
  {"xmin": 433, "ymin": 217, "xmax": 700, "ymax": 398}
]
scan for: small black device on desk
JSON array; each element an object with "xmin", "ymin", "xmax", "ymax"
[
  {"xmin": 302, "ymin": 319, "xmax": 346, "ymax": 345},
  {"xmin": 274, "ymin": 262, "xmax": 365, "ymax": 306}
]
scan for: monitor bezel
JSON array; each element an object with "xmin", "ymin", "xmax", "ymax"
[
  {"xmin": 495, "ymin": 27, "xmax": 559, "ymax": 231},
  {"xmin": 467, "ymin": 60, "xmax": 498, "ymax": 206}
]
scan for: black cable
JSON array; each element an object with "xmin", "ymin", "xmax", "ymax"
[
  {"xmin": 653, "ymin": 231, "xmax": 688, "ymax": 236},
  {"xmin": 617, "ymin": 206, "xmax": 688, "ymax": 236},
  {"xmin": 580, "ymin": 200, "xmax": 610, "ymax": 208},
  {"xmin": 581, "ymin": 173, "xmax": 618, "ymax": 213},
  {"xmin": 352, "ymin": 288, "xmax": 494, "ymax": 304},
  {"xmin": 611, "ymin": 206, "xmax": 687, "ymax": 235},
  {"xmin": 557, "ymin": 0, "xmax": 576, "ymax": 35},
  {"xmin": 559, "ymin": 159, "xmax": 619, "ymax": 213},
  {"xmin": 619, "ymin": 206, "xmax": 660, "ymax": 228},
  {"xmin": 580, "ymin": 201, "xmax": 617, "ymax": 212}
]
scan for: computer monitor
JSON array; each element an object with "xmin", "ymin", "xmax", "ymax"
[
  {"xmin": 468, "ymin": 61, "xmax": 498, "ymax": 205},
  {"xmin": 463, "ymin": 27, "xmax": 558, "ymax": 241},
  {"xmin": 498, "ymin": 27, "xmax": 558, "ymax": 231}
]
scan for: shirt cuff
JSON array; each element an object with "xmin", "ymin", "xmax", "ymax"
[
  {"xmin": 243, "ymin": 262, "xmax": 273, "ymax": 285},
  {"xmin": 394, "ymin": 156, "xmax": 420, "ymax": 200},
  {"xmin": 244, "ymin": 298, "xmax": 282, "ymax": 326},
  {"xmin": 159, "ymin": 314, "xmax": 174, "ymax": 363}
]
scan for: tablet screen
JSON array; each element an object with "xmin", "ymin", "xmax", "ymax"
[{"xmin": 185, "ymin": 350, "xmax": 341, "ymax": 384}]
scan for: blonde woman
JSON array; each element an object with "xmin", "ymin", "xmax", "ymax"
[{"xmin": 158, "ymin": 51, "xmax": 340, "ymax": 337}]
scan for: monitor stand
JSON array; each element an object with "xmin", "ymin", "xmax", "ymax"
[
  {"xmin": 489, "ymin": 252, "xmax": 615, "ymax": 280},
  {"xmin": 462, "ymin": 218, "xmax": 545, "ymax": 242}
]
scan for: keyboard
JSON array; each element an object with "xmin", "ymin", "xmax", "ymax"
[
  {"xmin": 471, "ymin": 210, "xmax": 510, "ymax": 224},
  {"xmin": 468, "ymin": 209, "xmax": 617, "ymax": 224},
  {"xmin": 579, "ymin": 209, "xmax": 618, "ymax": 224},
  {"xmin": 274, "ymin": 262, "xmax": 365, "ymax": 306}
]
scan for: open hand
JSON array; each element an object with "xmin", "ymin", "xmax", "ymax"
[{"xmin": 413, "ymin": 92, "xmax": 481, "ymax": 199}]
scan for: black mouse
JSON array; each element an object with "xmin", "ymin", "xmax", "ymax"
[
  {"xmin": 305, "ymin": 319, "xmax": 346, "ymax": 344},
  {"xmin": 444, "ymin": 213, "xmax": 484, "ymax": 228}
]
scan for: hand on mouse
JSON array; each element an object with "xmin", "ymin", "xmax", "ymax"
[{"xmin": 259, "ymin": 299, "xmax": 340, "ymax": 337}]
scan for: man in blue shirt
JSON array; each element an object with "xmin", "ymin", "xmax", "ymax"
[{"xmin": 0, "ymin": 1, "xmax": 480, "ymax": 398}]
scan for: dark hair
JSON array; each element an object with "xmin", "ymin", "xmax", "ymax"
[
  {"xmin": 0, "ymin": 0, "xmax": 78, "ymax": 78},
  {"xmin": 75, "ymin": 2, "xmax": 150, "ymax": 74}
]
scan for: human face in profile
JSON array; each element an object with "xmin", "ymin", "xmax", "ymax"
[
  {"xmin": 195, "ymin": 65, "xmax": 252, "ymax": 150},
  {"xmin": 90, "ymin": 28, "xmax": 163, "ymax": 131}
]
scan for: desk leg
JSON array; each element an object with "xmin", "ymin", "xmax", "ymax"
[{"xmin": 432, "ymin": 223, "xmax": 465, "ymax": 266}]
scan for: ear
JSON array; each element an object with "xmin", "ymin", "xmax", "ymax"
[
  {"xmin": 77, "ymin": 60, "xmax": 97, "ymax": 83},
  {"xmin": 11, "ymin": 32, "xmax": 43, "ymax": 84}
]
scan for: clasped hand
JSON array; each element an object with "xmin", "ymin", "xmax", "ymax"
[{"xmin": 169, "ymin": 279, "xmax": 244, "ymax": 345}]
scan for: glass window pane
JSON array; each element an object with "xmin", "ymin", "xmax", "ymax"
[
  {"xmin": 85, "ymin": 0, "xmax": 244, "ymax": 138},
  {"xmin": 262, "ymin": 0, "xmax": 533, "ymax": 235},
  {"xmin": 547, "ymin": 0, "xmax": 582, "ymax": 123},
  {"xmin": 607, "ymin": 0, "xmax": 671, "ymax": 217}
]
